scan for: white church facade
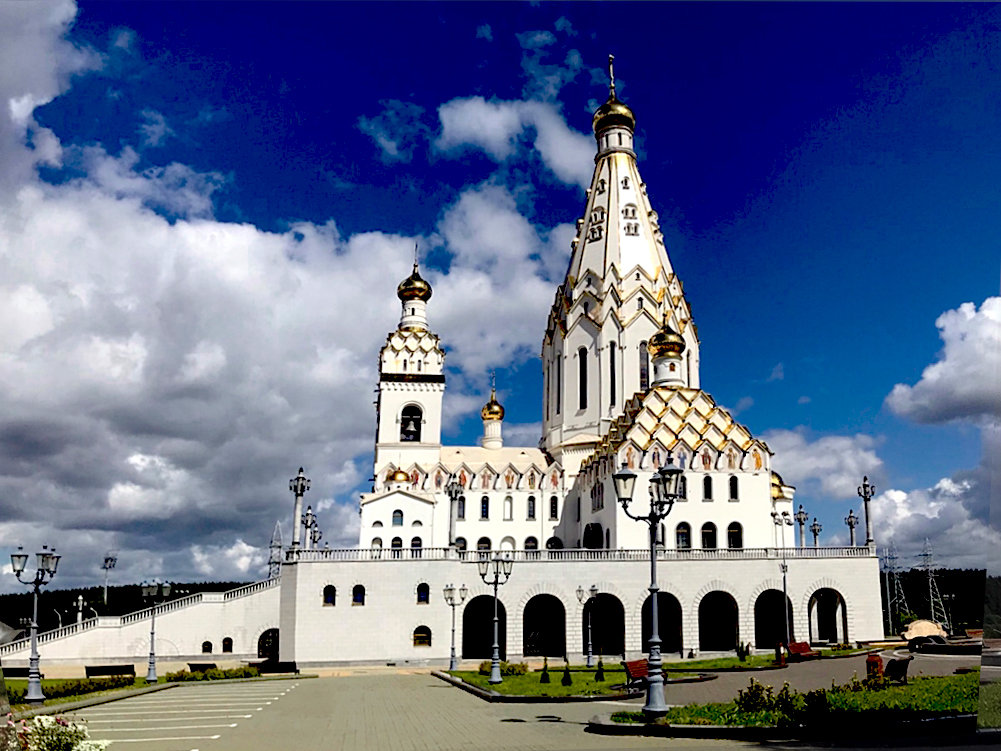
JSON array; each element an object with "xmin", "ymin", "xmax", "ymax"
[{"xmin": 0, "ymin": 71, "xmax": 883, "ymax": 671}]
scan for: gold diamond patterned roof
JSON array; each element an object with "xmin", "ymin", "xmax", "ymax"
[{"xmin": 579, "ymin": 386, "xmax": 772, "ymax": 474}]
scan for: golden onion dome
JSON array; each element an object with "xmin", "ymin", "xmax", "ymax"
[
  {"xmin": 647, "ymin": 320, "xmax": 686, "ymax": 358},
  {"xmin": 592, "ymin": 94, "xmax": 636, "ymax": 134},
  {"xmin": 390, "ymin": 468, "xmax": 411, "ymax": 484},
  {"xmin": 397, "ymin": 262, "xmax": 432, "ymax": 302},
  {"xmin": 770, "ymin": 472, "xmax": 784, "ymax": 499},
  {"xmin": 480, "ymin": 388, "xmax": 505, "ymax": 421}
]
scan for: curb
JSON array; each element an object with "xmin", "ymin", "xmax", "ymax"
[
  {"xmin": 586, "ymin": 712, "xmax": 987, "ymax": 744},
  {"xmin": 12, "ymin": 682, "xmax": 177, "ymax": 719},
  {"xmin": 432, "ymin": 670, "xmax": 716, "ymax": 703}
]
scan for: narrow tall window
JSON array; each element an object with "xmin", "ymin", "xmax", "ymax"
[
  {"xmin": 503, "ymin": 496, "xmax": 513, "ymax": 520},
  {"xmin": 639, "ymin": 342, "xmax": 649, "ymax": 390},
  {"xmin": 729, "ymin": 476, "xmax": 738, "ymax": 501},
  {"xmin": 578, "ymin": 347, "xmax": 588, "ymax": 410},
  {"xmin": 352, "ymin": 585, "xmax": 366, "ymax": 606},
  {"xmin": 678, "ymin": 476, "xmax": 688, "ymax": 500},
  {"xmin": 555, "ymin": 357, "xmax": 562, "ymax": 415},
  {"xmin": 727, "ymin": 522, "xmax": 743, "ymax": 549},
  {"xmin": 416, "ymin": 583, "xmax": 430, "ymax": 604},
  {"xmin": 222, "ymin": 637, "xmax": 233, "ymax": 653},
  {"xmin": 703, "ymin": 476, "xmax": 713, "ymax": 501},
  {"xmin": 480, "ymin": 496, "xmax": 489, "ymax": 519},
  {"xmin": 549, "ymin": 496, "xmax": 558, "ymax": 520},
  {"xmin": 323, "ymin": 585, "xmax": 336, "ymax": 606},
  {"xmin": 676, "ymin": 523, "xmax": 691, "ymax": 549},
  {"xmin": 392, "ymin": 509, "xmax": 403, "ymax": 526},
  {"xmin": 609, "ymin": 346, "xmax": 616, "ymax": 406},
  {"xmin": 410, "ymin": 537, "xmax": 422, "ymax": 558},
  {"xmin": 527, "ymin": 496, "xmax": 536, "ymax": 520},
  {"xmin": 456, "ymin": 496, "xmax": 465, "ymax": 520},
  {"xmin": 701, "ymin": 523, "xmax": 717, "ymax": 549}
]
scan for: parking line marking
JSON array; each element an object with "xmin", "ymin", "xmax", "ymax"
[
  {"xmin": 87, "ymin": 715, "xmax": 252, "ymax": 723},
  {"xmin": 97, "ymin": 723, "xmax": 238, "ymax": 732},
  {"xmin": 80, "ymin": 709, "xmax": 261, "ymax": 716},
  {"xmin": 105, "ymin": 735, "xmax": 221, "ymax": 743}
]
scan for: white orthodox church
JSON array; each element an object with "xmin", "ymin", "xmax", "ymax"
[{"xmin": 0, "ymin": 72, "xmax": 883, "ymax": 672}]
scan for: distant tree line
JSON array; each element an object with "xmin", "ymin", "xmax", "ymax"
[
  {"xmin": 879, "ymin": 568, "xmax": 987, "ymax": 635},
  {"xmin": 985, "ymin": 575, "xmax": 1000, "ymax": 638},
  {"xmin": 0, "ymin": 581, "xmax": 250, "ymax": 636}
]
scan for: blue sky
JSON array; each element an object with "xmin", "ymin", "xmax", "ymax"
[{"xmin": 0, "ymin": 2, "xmax": 998, "ymax": 591}]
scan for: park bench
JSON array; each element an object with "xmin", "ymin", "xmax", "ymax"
[
  {"xmin": 884, "ymin": 656, "xmax": 913, "ymax": 685},
  {"xmin": 85, "ymin": 664, "xmax": 136, "ymax": 679},
  {"xmin": 619, "ymin": 659, "xmax": 648, "ymax": 689},
  {"xmin": 249, "ymin": 660, "xmax": 299, "ymax": 675},
  {"xmin": 787, "ymin": 641, "xmax": 821, "ymax": 661},
  {"xmin": 1, "ymin": 666, "xmax": 43, "ymax": 679},
  {"xmin": 187, "ymin": 662, "xmax": 217, "ymax": 673}
]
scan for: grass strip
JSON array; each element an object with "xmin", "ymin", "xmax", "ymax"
[
  {"xmin": 449, "ymin": 669, "xmax": 696, "ymax": 697},
  {"xmin": 979, "ymin": 681, "xmax": 1001, "ymax": 729}
]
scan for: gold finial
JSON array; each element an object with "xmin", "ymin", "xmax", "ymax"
[
  {"xmin": 608, "ymin": 54, "xmax": 616, "ymax": 98},
  {"xmin": 413, "ymin": 242, "xmax": 419, "ymax": 268}
]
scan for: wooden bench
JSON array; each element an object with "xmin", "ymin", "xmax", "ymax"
[
  {"xmin": 884, "ymin": 656, "xmax": 913, "ymax": 685},
  {"xmin": 787, "ymin": 641, "xmax": 821, "ymax": 661},
  {"xmin": 85, "ymin": 664, "xmax": 136, "ymax": 679},
  {"xmin": 620, "ymin": 659, "xmax": 648, "ymax": 689},
  {"xmin": 187, "ymin": 663, "xmax": 217, "ymax": 673},
  {"xmin": 249, "ymin": 660, "xmax": 299, "ymax": 675}
]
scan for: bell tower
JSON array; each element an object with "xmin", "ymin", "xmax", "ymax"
[{"xmin": 374, "ymin": 260, "xmax": 446, "ymax": 473}]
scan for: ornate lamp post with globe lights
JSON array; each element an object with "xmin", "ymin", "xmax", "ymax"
[
  {"xmin": 857, "ymin": 476, "xmax": 876, "ymax": 548},
  {"xmin": 613, "ymin": 452, "xmax": 682, "ymax": 719},
  {"xmin": 810, "ymin": 518, "xmax": 823, "ymax": 547},
  {"xmin": 845, "ymin": 509, "xmax": 859, "ymax": 546},
  {"xmin": 794, "ymin": 505, "xmax": 809, "ymax": 548},
  {"xmin": 477, "ymin": 553, "xmax": 513, "ymax": 684},
  {"xmin": 771, "ymin": 511, "xmax": 794, "ymax": 657},
  {"xmin": 101, "ymin": 552, "xmax": 117, "ymax": 607},
  {"xmin": 142, "ymin": 581, "xmax": 172, "ymax": 684},
  {"xmin": 10, "ymin": 545, "xmax": 60, "ymax": 704},
  {"xmin": 442, "ymin": 583, "xmax": 468, "ymax": 670},
  {"xmin": 445, "ymin": 477, "xmax": 463, "ymax": 550},
  {"xmin": 576, "ymin": 584, "xmax": 599, "ymax": 668}
]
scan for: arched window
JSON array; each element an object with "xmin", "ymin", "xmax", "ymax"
[
  {"xmin": 391, "ymin": 537, "xmax": 403, "ymax": 559},
  {"xmin": 372, "ymin": 520, "xmax": 383, "ymax": 527},
  {"xmin": 727, "ymin": 522, "xmax": 743, "ymax": 549},
  {"xmin": 609, "ymin": 346, "xmax": 616, "ymax": 406},
  {"xmin": 413, "ymin": 626, "xmax": 432, "ymax": 647},
  {"xmin": 392, "ymin": 509, "xmax": 403, "ymax": 526},
  {"xmin": 456, "ymin": 496, "xmax": 465, "ymax": 519},
  {"xmin": 222, "ymin": 637, "xmax": 233, "ymax": 653},
  {"xmin": 352, "ymin": 585, "xmax": 365, "ymax": 606},
  {"xmin": 411, "ymin": 537, "xmax": 422, "ymax": 558},
  {"xmin": 555, "ymin": 356, "xmax": 562, "ymax": 415},
  {"xmin": 454, "ymin": 536, "xmax": 467, "ymax": 551},
  {"xmin": 701, "ymin": 522, "xmax": 717, "ymax": 549},
  {"xmin": 678, "ymin": 476, "xmax": 688, "ymax": 500},
  {"xmin": 477, "ymin": 536, "xmax": 491, "ymax": 552},
  {"xmin": 201, "ymin": 640, "xmax": 213, "ymax": 653},
  {"xmin": 412, "ymin": 520, "xmax": 422, "ymax": 527},
  {"xmin": 503, "ymin": 496, "xmax": 513, "ymax": 520},
  {"xmin": 676, "ymin": 523, "xmax": 691, "ymax": 549},
  {"xmin": 729, "ymin": 476, "xmax": 739, "ymax": 501},
  {"xmin": 639, "ymin": 342, "xmax": 649, "ymax": 390},
  {"xmin": 703, "ymin": 476, "xmax": 713, "ymax": 501},
  {"xmin": 545, "ymin": 536, "xmax": 563, "ymax": 550},
  {"xmin": 400, "ymin": 405, "xmax": 422, "ymax": 442},
  {"xmin": 525, "ymin": 537, "xmax": 538, "ymax": 550},
  {"xmin": 416, "ymin": 583, "xmax": 430, "ymax": 604},
  {"xmin": 549, "ymin": 496, "xmax": 558, "ymax": 520},
  {"xmin": 527, "ymin": 496, "xmax": 536, "ymax": 520},
  {"xmin": 323, "ymin": 585, "xmax": 336, "ymax": 606},
  {"xmin": 578, "ymin": 347, "xmax": 588, "ymax": 409},
  {"xmin": 480, "ymin": 496, "xmax": 490, "ymax": 519}
]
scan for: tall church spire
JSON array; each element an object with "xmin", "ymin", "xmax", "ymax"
[{"xmin": 541, "ymin": 58, "xmax": 700, "ymax": 474}]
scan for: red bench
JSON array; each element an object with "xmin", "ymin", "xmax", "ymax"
[
  {"xmin": 620, "ymin": 659, "xmax": 648, "ymax": 689},
  {"xmin": 787, "ymin": 641, "xmax": 821, "ymax": 661}
]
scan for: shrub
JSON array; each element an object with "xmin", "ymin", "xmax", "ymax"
[
  {"xmin": 476, "ymin": 661, "xmax": 527, "ymax": 677},
  {"xmin": 5, "ymin": 715, "xmax": 109, "ymax": 751},
  {"xmin": 7, "ymin": 676, "xmax": 135, "ymax": 706},
  {"xmin": 735, "ymin": 678, "xmax": 774, "ymax": 713},
  {"xmin": 164, "ymin": 666, "xmax": 259, "ymax": 683}
]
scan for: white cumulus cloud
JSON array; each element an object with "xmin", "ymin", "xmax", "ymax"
[{"xmin": 763, "ymin": 428, "xmax": 884, "ymax": 498}]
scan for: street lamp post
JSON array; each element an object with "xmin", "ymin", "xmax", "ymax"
[
  {"xmin": 101, "ymin": 552, "xmax": 118, "ymax": 607},
  {"xmin": 576, "ymin": 584, "xmax": 599, "ymax": 668},
  {"xmin": 613, "ymin": 452, "xmax": 682, "ymax": 719},
  {"xmin": 810, "ymin": 518, "xmax": 823, "ymax": 547},
  {"xmin": 857, "ymin": 476, "xmax": 876, "ymax": 548},
  {"xmin": 445, "ymin": 478, "xmax": 462, "ymax": 549},
  {"xmin": 442, "ymin": 583, "xmax": 468, "ymax": 670},
  {"xmin": 771, "ymin": 511, "xmax": 794, "ymax": 657},
  {"xmin": 845, "ymin": 509, "xmax": 859, "ymax": 546},
  {"xmin": 142, "ymin": 581, "xmax": 172, "ymax": 684},
  {"xmin": 794, "ymin": 505, "xmax": 809, "ymax": 548},
  {"xmin": 10, "ymin": 545, "xmax": 60, "ymax": 704},
  {"xmin": 289, "ymin": 467, "xmax": 310, "ymax": 549},
  {"xmin": 477, "ymin": 553, "xmax": 513, "ymax": 684}
]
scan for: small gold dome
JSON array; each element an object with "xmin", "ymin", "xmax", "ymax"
[
  {"xmin": 390, "ymin": 468, "xmax": 410, "ymax": 483},
  {"xmin": 481, "ymin": 388, "xmax": 505, "ymax": 421},
  {"xmin": 592, "ymin": 95, "xmax": 635, "ymax": 134},
  {"xmin": 397, "ymin": 262, "xmax": 432, "ymax": 302},
  {"xmin": 647, "ymin": 320, "xmax": 686, "ymax": 358}
]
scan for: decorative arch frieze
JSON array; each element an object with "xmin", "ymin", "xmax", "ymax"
[
  {"xmin": 514, "ymin": 583, "xmax": 573, "ymax": 624},
  {"xmin": 691, "ymin": 579, "xmax": 740, "ymax": 613},
  {"xmin": 801, "ymin": 578, "xmax": 851, "ymax": 615}
]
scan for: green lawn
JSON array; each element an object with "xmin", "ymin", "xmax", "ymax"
[
  {"xmin": 612, "ymin": 672, "xmax": 980, "ymax": 727},
  {"xmin": 5, "ymin": 677, "xmax": 154, "ymax": 710},
  {"xmin": 978, "ymin": 681, "xmax": 1001, "ymax": 728},
  {"xmin": 450, "ymin": 669, "xmax": 695, "ymax": 697},
  {"xmin": 659, "ymin": 655, "xmax": 780, "ymax": 671}
]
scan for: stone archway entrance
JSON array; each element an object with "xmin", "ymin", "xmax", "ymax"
[
  {"xmin": 642, "ymin": 592, "xmax": 683, "ymax": 656},
  {"xmin": 523, "ymin": 594, "xmax": 566, "ymax": 656},
  {"xmin": 257, "ymin": 628, "xmax": 279, "ymax": 660},
  {"xmin": 583, "ymin": 593, "xmax": 625, "ymax": 657},
  {"xmin": 809, "ymin": 588, "xmax": 848, "ymax": 644},
  {"xmin": 753, "ymin": 589, "xmax": 794, "ymax": 649},
  {"xmin": 698, "ymin": 591, "xmax": 739, "ymax": 651},
  {"xmin": 463, "ymin": 595, "xmax": 506, "ymax": 659}
]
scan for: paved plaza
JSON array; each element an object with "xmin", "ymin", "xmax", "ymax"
[{"xmin": 66, "ymin": 652, "xmax": 984, "ymax": 751}]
